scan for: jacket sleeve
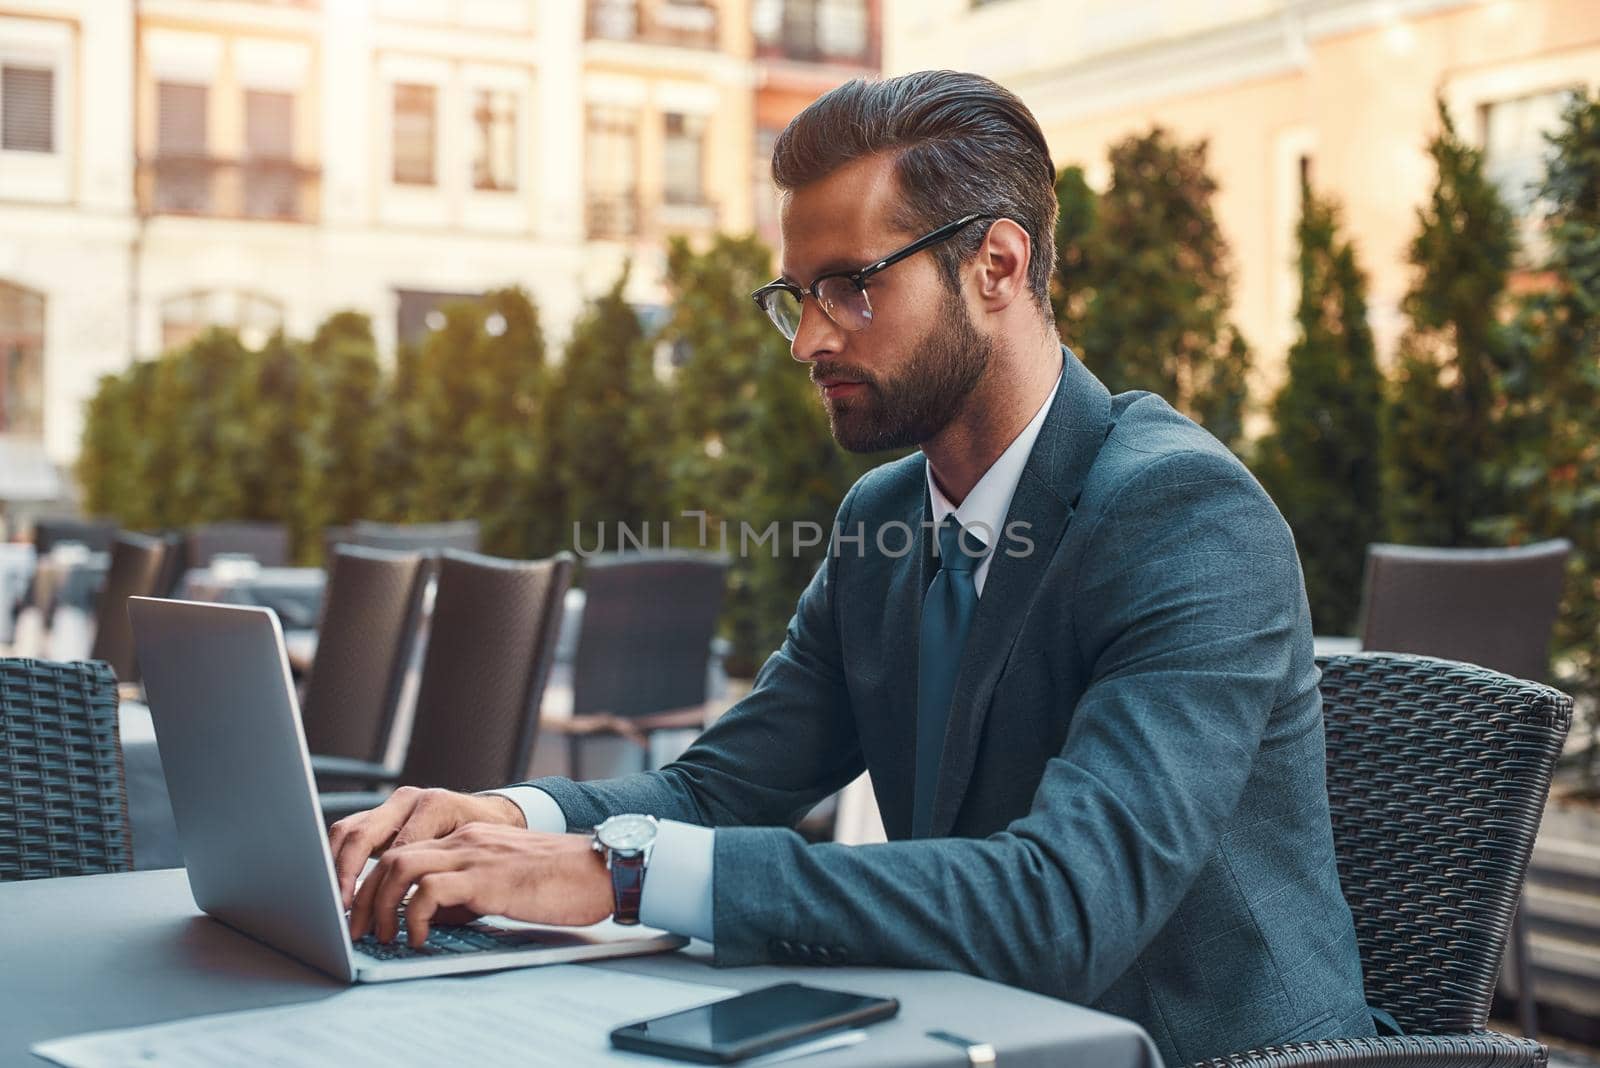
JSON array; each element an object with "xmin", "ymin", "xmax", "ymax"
[
  {"xmin": 518, "ymin": 486, "xmax": 868, "ymax": 833},
  {"xmin": 707, "ymin": 450, "xmax": 1305, "ymax": 1003}
]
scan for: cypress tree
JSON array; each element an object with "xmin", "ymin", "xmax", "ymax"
[
  {"xmin": 1495, "ymin": 90, "xmax": 1600, "ymax": 784},
  {"xmin": 662, "ymin": 233, "xmax": 890, "ymax": 673},
  {"xmin": 1069, "ymin": 128, "xmax": 1252, "ymax": 449},
  {"xmin": 1256, "ymin": 181, "xmax": 1385, "ymax": 634},
  {"xmin": 545, "ymin": 264, "xmax": 672, "ymax": 552},
  {"xmin": 1385, "ymin": 100, "xmax": 1518, "ymax": 546}
]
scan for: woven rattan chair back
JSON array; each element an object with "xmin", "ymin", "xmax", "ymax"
[
  {"xmin": 184, "ymin": 521, "xmax": 291, "ymax": 569},
  {"xmin": 571, "ymin": 551, "xmax": 728, "ymax": 719},
  {"xmin": 0, "ymin": 659, "xmax": 130, "ymax": 880},
  {"xmin": 32, "ymin": 518, "xmax": 118, "ymax": 556},
  {"xmin": 300, "ymin": 546, "xmax": 430, "ymax": 763},
  {"xmin": 398, "ymin": 549, "xmax": 573, "ymax": 792},
  {"xmin": 1357, "ymin": 540, "xmax": 1571, "ymax": 682},
  {"xmin": 1318, "ymin": 653, "xmax": 1570, "ymax": 1034},
  {"xmin": 89, "ymin": 533, "xmax": 169, "ymax": 684}
]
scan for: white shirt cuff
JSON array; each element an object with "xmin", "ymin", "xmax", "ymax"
[
  {"xmin": 639, "ymin": 819, "xmax": 715, "ymax": 944},
  {"xmin": 482, "ymin": 786, "xmax": 567, "ymax": 833}
]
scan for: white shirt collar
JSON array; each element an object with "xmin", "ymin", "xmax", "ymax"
[{"xmin": 926, "ymin": 368, "xmax": 1063, "ymax": 553}]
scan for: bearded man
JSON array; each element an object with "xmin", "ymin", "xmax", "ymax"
[{"xmin": 330, "ymin": 71, "xmax": 1377, "ymax": 1065}]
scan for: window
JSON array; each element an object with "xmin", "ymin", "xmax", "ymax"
[
  {"xmin": 0, "ymin": 281, "xmax": 45, "ymax": 439},
  {"xmin": 754, "ymin": 125, "xmax": 780, "ymax": 245},
  {"xmin": 586, "ymin": 105, "xmax": 638, "ymax": 237},
  {"xmin": 1, "ymin": 65, "xmax": 53, "ymax": 153},
  {"xmin": 472, "ymin": 88, "xmax": 517, "ymax": 192},
  {"xmin": 155, "ymin": 82, "xmax": 210, "ymax": 213},
  {"xmin": 817, "ymin": 0, "xmax": 868, "ymax": 59},
  {"xmin": 244, "ymin": 89, "xmax": 298, "ymax": 218},
  {"xmin": 160, "ymin": 290, "xmax": 284, "ymax": 353},
  {"xmin": 392, "ymin": 82, "xmax": 436, "ymax": 185},
  {"xmin": 662, "ymin": 112, "xmax": 705, "ymax": 206},
  {"xmin": 1481, "ymin": 87, "xmax": 1578, "ymax": 263}
]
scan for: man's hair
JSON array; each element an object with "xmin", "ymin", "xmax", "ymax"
[{"xmin": 771, "ymin": 70, "xmax": 1058, "ymax": 316}]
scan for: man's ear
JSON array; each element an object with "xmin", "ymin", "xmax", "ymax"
[{"xmin": 971, "ymin": 218, "xmax": 1032, "ymax": 313}]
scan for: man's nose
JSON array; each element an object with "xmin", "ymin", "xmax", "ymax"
[{"xmin": 789, "ymin": 298, "xmax": 842, "ymax": 365}]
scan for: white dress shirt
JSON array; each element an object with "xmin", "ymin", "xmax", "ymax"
[{"xmin": 494, "ymin": 365, "xmax": 1064, "ymax": 943}]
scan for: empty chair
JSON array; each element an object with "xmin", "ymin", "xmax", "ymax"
[
  {"xmin": 1355, "ymin": 538, "xmax": 1572, "ymax": 1037},
  {"xmin": 32, "ymin": 517, "xmax": 118, "ymax": 556},
  {"xmin": 300, "ymin": 547, "xmax": 430, "ymax": 782},
  {"xmin": 1357, "ymin": 540, "xmax": 1572, "ymax": 682},
  {"xmin": 1189, "ymin": 653, "xmax": 1569, "ymax": 1068},
  {"xmin": 89, "ymin": 533, "xmax": 169, "ymax": 685},
  {"xmin": 317, "ymin": 549, "xmax": 573, "ymax": 819},
  {"xmin": 21, "ymin": 517, "xmax": 119, "ymax": 622},
  {"xmin": 555, "ymin": 551, "xmax": 729, "ymax": 778},
  {"xmin": 346, "ymin": 519, "xmax": 481, "ymax": 554},
  {"xmin": 184, "ymin": 521, "xmax": 290, "ymax": 569},
  {"xmin": 0, "ymin": 659, "xmax": 130, "ymax": 880}
]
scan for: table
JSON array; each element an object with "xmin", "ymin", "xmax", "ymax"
[
  {"xmin": 178, "ymin": 566, "xmax": 327, "ymax": 631},
  {"xmin": 29, "ymin": 551, "xmax": 107, "ymax": 620},
  {"xmin": 0, "ymin": 869, "xmax": 1163, "ymax": 1068},
  {"xmin": 0, "ymin": 542, "xmax": 34, "ymax": 644}
]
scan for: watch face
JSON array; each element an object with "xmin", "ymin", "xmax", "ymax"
[{"xmin": 598, "ymin": 814, "xmax": 657, "ymax": 852}]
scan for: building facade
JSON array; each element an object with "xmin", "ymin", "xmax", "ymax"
[
  {"xmin": 884, "ymin": 0, "xmax": 1600, "ymax": 420},
  {"xmin": 2, "ymin": 0, "xmax": 817, "ymax": 479},
  {"xmin": 750, "ymin": 0, "xmax": 880, "ymax": 249}
]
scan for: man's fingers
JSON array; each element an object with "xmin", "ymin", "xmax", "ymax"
[
  {"xmin": 387, "ymin": 790, "xmax": 462, "ymax": 850},
  {"xmin": 330, "ymin": 790, "xmax": 422, "ymax": 909},
  {"xmin": 404, "ymin": 872, "xmax": 477, "ymax": 948}
]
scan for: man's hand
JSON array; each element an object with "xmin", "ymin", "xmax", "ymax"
[
  {"xmin": 347, "ymin": 823, "xmax": 613, "ymax": 947},
  {"xmin": 327, "ymin": 787, "xmax": 527, "ymax": 910}
]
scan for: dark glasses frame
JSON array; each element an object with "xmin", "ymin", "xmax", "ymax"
[{"xmin": 751, "ymin": 213, "xmax": 997, "ymax": 338}]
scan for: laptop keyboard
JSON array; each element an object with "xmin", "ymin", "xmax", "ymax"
[{"xmin": 352, "ymin": 917, "xmax": 519, "ymax": 960}]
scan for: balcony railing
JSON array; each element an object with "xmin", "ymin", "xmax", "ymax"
[
  {"xmin": 587, "ymin": 193, "xmax": 640, "ymax": 240},
  {"xmin": 587, "ymin": 0, "xmax": 719, "ymax": 50},
  {"xmin": 753, "ymin": 0, "xmax": 873, "ymax": 65},
  {"xmin": 138, "ymin": 155, "xmax": 321, "ymax": 222},
  {"xmin": 586, "ymin": 193, "xmax": 720, "ymax": 240}
]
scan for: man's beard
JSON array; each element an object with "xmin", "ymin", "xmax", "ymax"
[{"xmin": 814, "ymin": 299, "xmax": 992, "ymax": 453}]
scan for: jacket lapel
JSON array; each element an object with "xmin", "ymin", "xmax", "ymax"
[
  {"xmin": 929, "ymin": 351, "xmax": 1114, "ymax": 836},
  {"xmin": 874, "ymin": 485, "xmax": 934, "ymax": 839}
]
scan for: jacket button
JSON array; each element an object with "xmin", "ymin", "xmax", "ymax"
[{"xmin": 775, "ymin": 939, "xmax": 794, "ymax": 956}]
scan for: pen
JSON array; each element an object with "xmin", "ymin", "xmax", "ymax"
[{"xmin": 926, "ymin": 1029, "xmax": 997, "ymax": 1065}]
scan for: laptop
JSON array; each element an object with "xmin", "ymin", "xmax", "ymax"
[{"xmin": 128, "ymin": 596, "xmax": 687, "ymax": 983}]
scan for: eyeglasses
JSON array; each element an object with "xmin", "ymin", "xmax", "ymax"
[{"xmin": 751, "ymin": 213, "xmax": 996, "ymax": 341}]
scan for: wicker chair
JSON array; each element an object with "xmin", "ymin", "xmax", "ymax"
[
  {"xmin": 301, "ymin": 547, "xmax": 430, "ymax": 788},
  {"xmin": 552, "ymin": 551, "xmax": 729, "ymax": 777},
  {"xmin": 184, "ymin": 520, "xmax": 291, "ymax": 569},
  {"xmin": 0, "ymin": 659, "xmax": 131, "ymax": 880},
  {"xmin": 32, "ymin": 518, "xmax": 118, "ymax": 556},
  {"xmin": 1358, "ymin": 541, "xmax": 1571, "ymax": 682},
  {"xmin": 1186, "ymin": 653, "xmax": 1570, "ymax": 1068},
  {"xmin": 316, "ymin": 549, "xmax": 573, "ymax": 819},
  {"xmin": 1357, "ymin": 538, "xmax": 1572, "ymax": 1037},
  {"xmin": 88, "ymin": 533, "xmax": 170, "ymax": 686}
]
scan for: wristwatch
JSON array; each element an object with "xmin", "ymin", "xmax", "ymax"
[{"xmin": 591, "ymin": 814, "xmax": 659, "ymax": 925}]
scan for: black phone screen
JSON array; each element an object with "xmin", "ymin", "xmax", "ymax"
[{"xmin": 610, "ymin": 982, "xmax": 899, "ymax": 1063}]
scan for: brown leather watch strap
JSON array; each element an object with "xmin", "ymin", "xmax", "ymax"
[{"xmin": 609, "ymin": 849, "xmax": 647, "ymax": 925}]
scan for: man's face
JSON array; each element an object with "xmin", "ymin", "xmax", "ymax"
[{"xmin": 778, "ymin": 154, "xmax": 992, "ymax": 453}]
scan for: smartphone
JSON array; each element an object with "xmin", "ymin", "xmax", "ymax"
[{"xmin": 609, "ymin": 981, "xmax": 900, "ymax": 1064}]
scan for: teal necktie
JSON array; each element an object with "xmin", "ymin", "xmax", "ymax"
[{"xmin": 913, "ymin": 517, "xmax": 985, "ymax": 838}]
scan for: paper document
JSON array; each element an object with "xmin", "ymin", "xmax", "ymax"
[{"xmin": 32, "ymin": 965, "xmax": 741, "ymax": 1067}]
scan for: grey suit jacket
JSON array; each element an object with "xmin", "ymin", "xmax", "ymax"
[{"xmin": 528, "ymin": 351, "xmax": 1375, "ymax": 1065}]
